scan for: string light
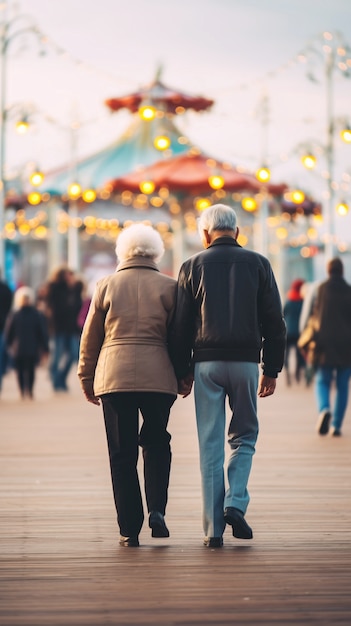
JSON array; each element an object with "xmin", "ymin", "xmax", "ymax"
[
  {"xmin": 336, "ymin": 201, "xmax": 349, "ymax": 216},
  {"xmin": 29, "ymin": 170, "xmax": 44, "ymax": 186},
  {"xmin": 27, "ymin": 192, "xmax": 42, "ymax": 205},
  {"xmin": 242, "ymin": 197, "xmax": 257, "ymax": 212},
  {"xmin": 208, "ymin": 175, "xmax": 224, "ymax": 190},
  {"xmin": 139, "ymin": 105, "xmax": 156, "ymax": 121},
  {"xmin": 153, "ymin": 135, "xmax": 171, "ymax": 151},
  {"xmin": 139, "ymin": 181, "xmax": 155, "ymax": 194},
  {"xmin": 82, "ymin": 189, "xmax": 97, "ymax": 203},
  {"xmin": 67, "ymin": 183, "xmax": 82, "ymax": 199},
  {"xmin": 340, "ymin": 127, "xmax": 351, "ymax": 143},
  {"xmin": 255, "ymin": 167, "xmax": 271, "ymax": 183},
  {"xmin": 301, "ymin": 153, "xmax": 317, "ymax": 169}
]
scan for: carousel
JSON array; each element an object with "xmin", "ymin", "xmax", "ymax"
[{"xmin": 4, "ymin": 71, "xmax": 300, "ymax": 288}]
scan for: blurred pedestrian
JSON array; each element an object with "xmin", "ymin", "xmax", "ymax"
[
  {"xmin": 283, "ymin": 279, "xmax": 306, "ymax": 385},
  {"xmin": 0, "ymin": 272, "xmax": 13, "ymax": 394},
  {"xmin": 169, "ymin": 204, "xmax": 286, "ymax": 547},
  {"xmin": 78, "ymin": 224, "xmax": 178, "ymax": 547},
  {"xmin": 44, "ymin": 267, "xmax": 83, "ymax": 391},
  {"xmin": 312, "ymin": 258, "xmax": 351, "ymax": 436},
  {"xmin": 4, "ymin": 286, "xmax": 49, "ymax": 399}
]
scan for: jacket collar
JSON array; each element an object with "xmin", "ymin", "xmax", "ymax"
[
  {"xmin": 208, "ymin": 236, "xmax": 241, "ymax": 248},
  {"xmin": 116, "ymin": 256, "xmax": 160, "ymax": 272}
]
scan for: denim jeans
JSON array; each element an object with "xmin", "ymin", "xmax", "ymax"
[
  {"xmin": 194, "ymin": 361, "xmax": 259, "ymax": 538},
  {"xmin": 315, "ymin": 366, "xmax": 351, "ymax": 431},
  {"xmin": 50, "ymin": 333, "xmax": 80, "ymax": 390}
]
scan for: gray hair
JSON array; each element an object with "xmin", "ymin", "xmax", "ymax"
[
  {"xmin": 116, "ymin": 223, "xmax": 164, "ymax": 263},
  {"xmin": 197, "ymin": 204, "xmax": 237, "ymax": 235}
]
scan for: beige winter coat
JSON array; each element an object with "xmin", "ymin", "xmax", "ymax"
[{"xmin": 78, "ymin": 256, "xmax": 178, "ymax": 397}]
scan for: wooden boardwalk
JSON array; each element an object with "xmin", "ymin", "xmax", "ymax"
[{"xmin": 1, "ymin": 365, "xmax": 351, "ymax": 625}]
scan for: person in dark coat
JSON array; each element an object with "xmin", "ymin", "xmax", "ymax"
[
  {"xmin": 314, "ymin": 258, "xmax": 351, "ymax": 436},
  {"xmin": 5, "ymin": 287, "xmax": 49, "ymax": 399},
  {"xmin": 283, "ymin": 279, "xmax": 306, "ymax": 385},
  {"xmin": 0, "ymin": 274, "xmax": 13, "ymax": 393},
  {"xmin": 44, "ymin": 267, "xmax": 83, "ymax": 391}
]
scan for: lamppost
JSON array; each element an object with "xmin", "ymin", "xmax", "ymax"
[
  {"xmin": 301, "ymin": 31, "xmax": 351, "ymax": 261},
  {"xmin": 0, "ymin": 6, "xmax": 40, "ymax": 277}
]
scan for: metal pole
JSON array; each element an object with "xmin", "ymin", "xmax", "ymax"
[
  {"xmin": 324, "ymin": 47, "xmax": 335, "ymax": 261},
  {"xmin": 0, "ymin": 12, "xmax": 7, "ymax": 276},
  {"xmin": 67, "ymin": 120, "xmax": 80, "ymax": 271}
]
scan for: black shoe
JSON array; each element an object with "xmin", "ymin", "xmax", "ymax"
[
  {"xmin": 149, "ymin": 511, "xmax": 169, "ymax": 538},
  {"xmin": 224, "ymin": 507, "xmax": 253, "ymax": 539},
  {"xmin": 331, "ymin": 428, "xmax": 342, "ymax": 437},
  {"xmin": 119, "ymin": 535, "xmax": 139, "ymax": 547},
  {"xmin": 317, "ymin": 409, "xmax": 331, "ymax": 435},
  {"xmin": 203, "ymin": 537, "xmax": 223, "ymax": 547}
]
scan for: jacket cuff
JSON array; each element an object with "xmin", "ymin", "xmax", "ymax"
[{"xmin": 262, "ymin": 368, "xmax": 278, "ymax": 378}]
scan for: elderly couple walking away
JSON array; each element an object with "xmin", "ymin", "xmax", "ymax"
[{"xmin": 78, "ymin": 204, "xmax": 286, "ymax": 548}]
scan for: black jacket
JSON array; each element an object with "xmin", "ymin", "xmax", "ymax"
[
  {"xmin": 313, "ymin": 275, "xmax": 351, "ymax": 367},
  {"xmin": 5, "ymin": 306, "xmax": 49, "ymax": 361},
  {"xmin": 169, "ymin": 237, "xmax": 286, "ymax": 378}
]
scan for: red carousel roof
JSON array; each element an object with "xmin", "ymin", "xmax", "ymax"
[
  {"xmin": 107, "ymin": 151, "xmax": 288, "ymax": 196},
  {"xmin": 105, "ymin": 79, "xmax": 214, "ymax": 115}
]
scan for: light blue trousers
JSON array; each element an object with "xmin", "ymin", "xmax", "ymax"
[{"xmin": 194, "ymin": 361, "xmax": 259, "ymax": 538}]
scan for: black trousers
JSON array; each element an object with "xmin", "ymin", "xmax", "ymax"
[
  {"xmin": 101, "ymin": 392, "xmax": 176, "ymax": 537},
  {"xmin": 15, "ymin": 356, "xmax": 36, "ymax": 397}
]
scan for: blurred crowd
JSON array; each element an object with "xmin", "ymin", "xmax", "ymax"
[{"xmin": 0, "ymin": 266, "xmax": 91, "ymax": 400}]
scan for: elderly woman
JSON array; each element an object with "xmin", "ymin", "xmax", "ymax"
[{"xmin": 78, "ymin": 224, "xmax": 178, "ymax": 547}]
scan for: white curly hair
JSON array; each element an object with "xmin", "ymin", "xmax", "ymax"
[{"xmin": 116, "ymin": 223, "xmax": 164, "ymax": 263}]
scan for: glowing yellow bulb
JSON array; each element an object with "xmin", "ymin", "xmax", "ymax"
[
  {"xmin": 153, "ymin": 135, "xmax": 171, "ymax": 151},
  {"xmin": 16, "ymin": 119, "xmax": 30, "ymax": 134},
  {"xmin": 195, "ymin": 198, "xmax": 211, "ymax": 211},
  {"xmin": 336, "ymin": 201, "xmax": 349, "ymax": 216},
  {"xmin": 208, "ymin": 175, "xmax": 224, "ymax": 190},
  {"xmin": 291, "ymin": 190, "xmax": 305, "ymax": 204},
  {"xmin": 82, "ymin": 189, "xmax": 97, "ymax": 203},
  {"xmin": 67, "ymin": 183, "xmax": 81, "ymax": 199},
  {"xmin": 242, "ymin": 197, "xmax": 257, "ymax": 212},
  {"xmin": 256, "ymin": 167, "xmax": 271, "ymax": 183},
  {"xmin": 29, "ymin": 171, "xmax": 44, "ymax": 186},
  {"xmin": 27, "ymin": 192, "xmax": 42, "ymax": 205},
  {"xmin": 139, "ymin": 105, "xmax": 156, "ymax": 121},
  {"xmin": 34, "ymin": 225, "xmax": 47, "ymax": 239},
  {"xmin": 139, "ymin": 180, "xmax": 155, "ymax": 194},
  {"xmin": 276, "ymin": 227, "xmax": 288, "ymax": 240},
  {"xmin": 301, "ymin": 154, "xmax": 317, "ymax": 169},
  {"xmin": 340, "ymin": 128, "xmax": 351, "ymax": 143}
]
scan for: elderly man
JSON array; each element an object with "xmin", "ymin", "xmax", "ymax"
[{"xmin": 169, "ymin": 204, "xmax": 286, "ymax": 547}]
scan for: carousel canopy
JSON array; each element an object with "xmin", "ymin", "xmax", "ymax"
[
  {"xmin": 108, "ymin": 150, "xmax": 288, "ymax": 196},
  {"xmin": 42, "ymin": 115, "xmax": 192, "ymax": 196},
  {"xmin": 105, "ymin": 78, "xmax": 214, "ymax": 115}
]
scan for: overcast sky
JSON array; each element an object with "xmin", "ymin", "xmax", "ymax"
[{"xmin": 3, "ymin": 0, "xmax": 351, "ymax": 211}]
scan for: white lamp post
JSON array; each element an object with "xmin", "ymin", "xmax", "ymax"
[{"xmin": 0, "ymin": 7, "xmax": 40, "ymax": 277}]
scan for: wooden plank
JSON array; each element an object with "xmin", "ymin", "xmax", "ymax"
[{"xmin": 0, "ymin": 367, "xmax": 351, "ymax": 625}]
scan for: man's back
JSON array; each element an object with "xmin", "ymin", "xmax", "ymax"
[{"xmin": 171, "ymin": 237, "xmax": 285, "ymax": 377}]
